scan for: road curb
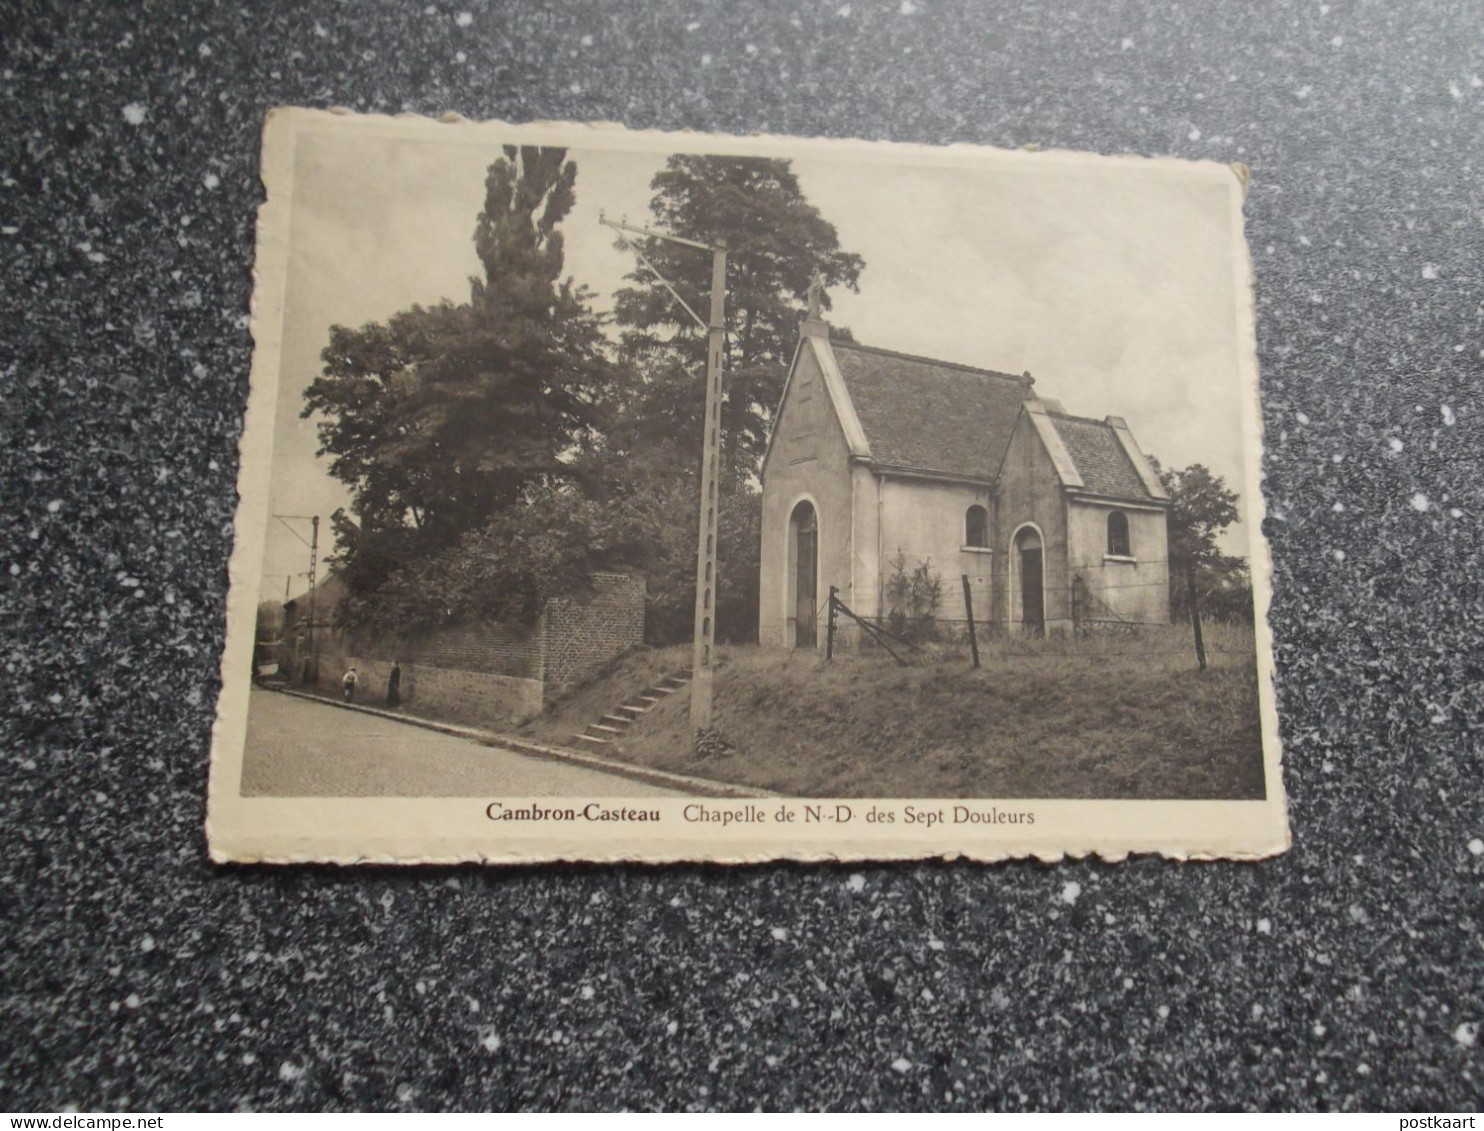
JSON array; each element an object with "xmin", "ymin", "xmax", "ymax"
[{"xmin": 261, "ymin": 685, "xmax": 772, "ymax": 799}]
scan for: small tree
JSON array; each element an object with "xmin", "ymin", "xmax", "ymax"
[
  {"xmin": 1149, "ymin": 457, "xmax": 1252, "ymax": 623},
  {"xmin": 884, "ymin": 553, "xmax": 944, "ymax": 643},
  {"xmin": 1151, "ymin": 459, "xmax": 1239, "ymax": 568}
]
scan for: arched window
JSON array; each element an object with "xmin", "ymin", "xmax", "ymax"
[
  {"xmin": 1107, "ymin": 510, "xmax": 1131, "ymax": 557},
  {"xmin": 965, "ymin": 505, "xmax": 989, "ymax": 548}
]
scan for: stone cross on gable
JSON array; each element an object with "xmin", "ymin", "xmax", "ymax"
[{"xmin": 805, "ymin": 269, "xmax": 826, "ymax": 320}]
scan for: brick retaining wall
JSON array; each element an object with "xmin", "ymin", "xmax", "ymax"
[
  {"xmin": 310, "ymin": 571, "xmax": 644, "ymax": 726},
  {"xmin": 336, "ymin": 655, "xmax": 543, "ymax": 727},
  {"xmin": 542, "ymin": 573, "xmax": 647, "ymax": 689},
  {"xmin": 340, "ymin": 619, "xmax": 540, "ymax": 681}
]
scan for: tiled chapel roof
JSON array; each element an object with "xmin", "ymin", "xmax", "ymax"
[{"xmin": 831, "ymin": 342, "xmax": 1031, "ymax": 481}]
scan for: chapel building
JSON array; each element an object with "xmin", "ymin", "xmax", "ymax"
[{"xmin": 758, "ymin": 311, "xmax": 1171, "ymax": 648}]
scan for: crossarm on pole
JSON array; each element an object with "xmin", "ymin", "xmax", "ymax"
[{"xmin": 618, "ymin": 235, "xmax": 707, "ymax": 331}]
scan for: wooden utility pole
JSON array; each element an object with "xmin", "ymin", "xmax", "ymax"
[
  {"xmin": 308, "ymin": 514, "xmax": 319, "ymax": 683},
  {"xmin": 275, "ymin": 514, "xmax": 321, "ymax": 684},
  {"xmin": 601, "ymin": 215, "xmax": 727, "ymax": 734},
  {"xmin": 689, "ymin": 239, "xmax": 727, "ymax": 730}
]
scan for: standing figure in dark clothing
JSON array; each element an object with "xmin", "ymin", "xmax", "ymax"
[{"xmin": 386, "ymin": 661, "xmax": 402, "ymax": 709}]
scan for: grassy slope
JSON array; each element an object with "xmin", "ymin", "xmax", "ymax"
[{"xmin": 531, "ymin": 631, "xmax": 1267, "ymax": 800}]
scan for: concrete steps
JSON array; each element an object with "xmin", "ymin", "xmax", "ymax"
[{"xmin": 572, "ymin": 667, "xmax": 692, "ymax": 747}]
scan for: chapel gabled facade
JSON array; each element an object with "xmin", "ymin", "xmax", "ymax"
[{"xmin": 758, "ymin": 315, "xmax": 1171, "ymax": 648}]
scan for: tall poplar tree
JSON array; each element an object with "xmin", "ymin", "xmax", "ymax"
[{"xmin": 303, "ymin": 146, "xmax": 611, "ymax": 630}]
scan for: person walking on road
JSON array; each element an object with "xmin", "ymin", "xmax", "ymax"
[
  {"xmin": 386, "ymin": 661, "xmax": 402, "ymax": 709},
  {"xmin": 342, "ymin": 667, "xmax": 358, "ymax": 702}
]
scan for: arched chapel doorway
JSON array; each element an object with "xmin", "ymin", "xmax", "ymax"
[
  {"xmin": 1013, "ymin": 525, "xmax": 1045, "ymax": 636},
  {"xmin": 788, "ymin": 500, "xmax": 818, "ymax": 649}
]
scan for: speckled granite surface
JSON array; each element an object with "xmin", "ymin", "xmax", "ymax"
[{"xmin": 4, "ymin": 0, "xmax": 1482, "ymax": 1112}]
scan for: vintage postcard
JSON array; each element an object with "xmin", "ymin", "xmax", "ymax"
[{"xmin": 208, "ymin": 108, "xmax": 1288, "ymax": 864}]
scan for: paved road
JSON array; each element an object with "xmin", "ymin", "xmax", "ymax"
[{"xmin": 240, "ymin": 688, "xmax": 686, "ymax": 798}]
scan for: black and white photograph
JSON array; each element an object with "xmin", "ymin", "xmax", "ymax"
[{"xmin": 209, "ymin": 110, "xmax": 1286, "ymax": 863}]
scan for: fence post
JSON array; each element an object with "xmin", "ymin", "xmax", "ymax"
[
  {"xmin": 961, "ymin": 574, "xmax": 980, "ymax": 669},
  {"xmin": 826, "ymin": 586, "xmax": 838, "ymax": 661},
  {"xmin": 1184, "ymin": 562, "xmax": 1207, "ymax": 671}
]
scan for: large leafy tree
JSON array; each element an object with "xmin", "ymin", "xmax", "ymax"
[
  {"xmin": 303, "ymin": 146, "xmax": 610, "ymax": 630},
  {"xmin": 599, "ymin": 156, "xmax": 863, "ymax": 643},
  {"xmin": 610, "ymin": 155, "xmax": 865, "ymax": 469},
  {"xmin": 579, "ymin": 456, "xmax": 762, "ymax": 645}
]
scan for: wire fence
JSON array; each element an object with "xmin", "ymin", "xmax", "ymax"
[
  {"xmin": 820, "ymin": 612, "xmax": 1254, "ymax": 671},
  {"xmin": 756, "ymin": 554, "xmax": 1254, "ymax": 672}
]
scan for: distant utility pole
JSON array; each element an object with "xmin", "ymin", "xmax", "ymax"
[
  {"xmin": 309, "ymin": 515, "xmax": 319, "ymax": 679},
  {"xmin": 600, "ymin": 214, "xmax": 727, "ymax": 735},
  {"xmin": 274, "ymin": 514, "xmax": 320, "ymax": 682}
]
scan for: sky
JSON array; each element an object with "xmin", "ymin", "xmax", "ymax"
[{"xmin": 258, "ymin": 124, "xmax": 1252, "ymax": 592}]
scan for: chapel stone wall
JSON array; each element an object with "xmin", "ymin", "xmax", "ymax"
[{"xmin": 759, "ymin": 343, "xmax": 856, "ymax": 649}]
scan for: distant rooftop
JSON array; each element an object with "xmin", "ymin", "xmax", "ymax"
[{"xmin": 1048, "ymin": 413, "xmax": 1157, "ymax": 500}]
